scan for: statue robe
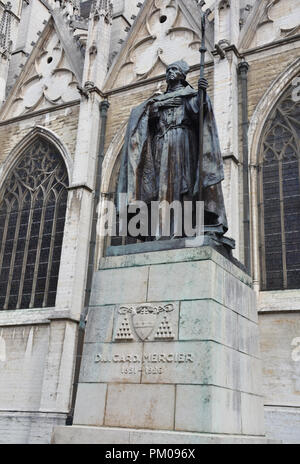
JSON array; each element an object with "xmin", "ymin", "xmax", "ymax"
[{"xmin": 118, "ymin": 85, "xmax": 228, "ymax": 237}]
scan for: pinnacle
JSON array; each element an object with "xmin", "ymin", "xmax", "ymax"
[
  {"xmin": 52, "ymin": 0, "xmax": 81, "ymax": 19},
  {"xmin": 0, "ymin": 1, "xmax": 13, "ymax": 56},
  {"xmin": 92, "ymin": 0, "xmax": 113, "ymax": 24}
]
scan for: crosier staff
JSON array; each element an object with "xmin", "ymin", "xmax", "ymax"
[{"xmin": 196, "ymin": 0, "xmax": 211, "ymax": 202}]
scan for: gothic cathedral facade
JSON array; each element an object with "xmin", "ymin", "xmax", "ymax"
[{"xmin": 0, "ymin": 0, "xmax": 300, "ymax": 443}]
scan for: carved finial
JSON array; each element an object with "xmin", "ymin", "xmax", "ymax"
[
  {"xmin": 72, "ymin": 0, "xmax": 81, "ymax": 16},
  {"xmin": 92, "ymin": 0, "xmax": 113, "ymax": 24},
  {"xmin": 0, "ymin": 2, "xmax": 13, "ymax": 57},
  {"xmin": 219, "ymin": 0, "xmax": 230, "ymax": 9},
  {"xmin": 57, "ymin": 0, "xmax": 81, "ymax": 18}
]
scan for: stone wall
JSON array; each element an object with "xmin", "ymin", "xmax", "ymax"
[
  {"xmin": 0, "ymin": 314, "xmax": 78, "ymax": 443},
  {"xmin": 258, "ymin": 311, "xmax": 300, "ymax": 443},
  {"xmin": 244, "ymin": 39, "xmax": 300, "ymax": 443},
  {"xmin": 0, "ymin": 102, "xmax": 81, "ymax": 444},
  {"xmin": 247, "ymin": 45, "xmax": 300, "ymax": 121},
  {"xmin": 0, "ymin": 103, "xmax": 80, "ymax": 166},
  {"xmin": 0, "ymin": 0, "xmax": 300, "ymax": 445}
]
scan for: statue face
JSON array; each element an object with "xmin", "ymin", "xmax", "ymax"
[{"xmin": 166, "ymin": 64, "xmax": 184, "ymax": 84}]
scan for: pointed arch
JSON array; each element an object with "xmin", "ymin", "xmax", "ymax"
[
  {"xmin": 0, "ymin": 129, "xmax": 70, "ymax": 310},
  {"xmin": 0, "ymin": 126, "xmax": 73, "ymax": 191},
  {"xmin": 249, "ymin": 57, "xmax": 300, "ymax": 167},
  {"xmin": 249, "ymin": 57, "xmax": 300, "ymax": 292},
  {"xmin": 101, "ymin": 121, "xmax": 127, "ymax": 194},
  {"xmin": 95, "ymin": 122, "xmax": 127, "ymax": 264}
]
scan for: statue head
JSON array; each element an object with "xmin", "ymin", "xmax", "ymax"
[{"xmin": 166, "ymin": 60, "xmax": 190, "ymax": 87}]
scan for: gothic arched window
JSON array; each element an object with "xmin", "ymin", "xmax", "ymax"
[
  {"xmin": 0, "ymin": 138, "xmax": 68, "ymax": 310},
  {"xmin": 258, "ymin": 84, "xmax": 300, "ymax": 291}
]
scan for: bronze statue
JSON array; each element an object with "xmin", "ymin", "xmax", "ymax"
[{"xmin": 117, "ymin": 60, "xmax": 229, "ymax": 242}]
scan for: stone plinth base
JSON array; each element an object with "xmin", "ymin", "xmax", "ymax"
[
  {"xmin": 52, "ymin": 246, "xmax": 267, "ymax": 444},
  {"xmin": 52, "ymin": 426, "xmax": 275, "ymax": 444}
]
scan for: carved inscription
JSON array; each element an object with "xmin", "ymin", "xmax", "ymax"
[{"xmin": 94, "ymin": 351, "xmax": 194, "ymax": 375}]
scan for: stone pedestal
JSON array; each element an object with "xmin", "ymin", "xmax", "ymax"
[{"xmin": 52, "ymin": 246, "xmax": 269, "ymax": 444}]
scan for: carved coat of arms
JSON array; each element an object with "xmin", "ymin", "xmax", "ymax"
[{"xmin": 115, "ymin": 303, "xmax": 176, "ymax": 342}]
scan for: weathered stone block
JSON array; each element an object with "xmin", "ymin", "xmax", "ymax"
[
  {"xmin": 241, "ymin": 393, "xmax": 265, "ymax": 436},
  {"xmin": 175, "ymin": 385, "xmax": 242, "ymax": 434},
  {"xmin": 90, "ymin": 266, "xmax": 149, "ymax": 306},
  {"xmin": 264, "ymin": 406, "xmax": 300, "ymax": 444},
  {"xmin": 239, "ymin": 353, "xmax": 263, "ymax": 396},
  {"xmin": 52, "ymin": 425, "xmax": 276, "ymax": 444},
  {"xmin": 147, "ymin": 260, "xmax": 224, "ymax": 303},
  {"xmin": 179, "ymin": 300, "xmax": 238, "ymax": 349},
  {"xmin": 73, "ymin": 383, "xmax": 107, "ymax": 426},
  {"xmin": 259, "ymin": 311, "xmax": 300, "ymax": 406},
  {"xmin": 0, "ymin": 412, "xmax": 66, "ymax": 444},
  {"xmin": 224, "ymin": 271, "xmax": 249, "ymax": 318},
  {"xmin": 85, "ymin": 306, "xmax": 115, "ymax": 343},
  {"xmin": 238, "ymin": 315, "xmax": 260, "ymax": 357},
  {"xmin": 104, "ymin": 384, "xmax": 175, "ymax": 430}
]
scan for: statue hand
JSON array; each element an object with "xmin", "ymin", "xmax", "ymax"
[{"xmin": 198, "ymin": 78, "xmax": 208, "ymax": 92}]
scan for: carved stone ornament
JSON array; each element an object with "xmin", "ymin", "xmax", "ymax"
[
  {"xmin": 115, "ymin": 303, "xmax": 176, "ymax": 342},
  {"xmin": 259, "ymin": 0, "xmax": 300, "ymax": 38},
  {"xmin": 9, "ymin": 28, "xmax": 80, "ymax": 117},
  {"xmin": 259, "ymin": 0, "xmax": 280, "ymax": 25},
  {"xmin": 112, "ymin": 0, "xmax": 203, "ymax": 87},
  {"xmin": 0, "ymin": 1, "xmax": 13, "ymax": 57}
]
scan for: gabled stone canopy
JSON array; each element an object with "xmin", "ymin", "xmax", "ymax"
[
  {"xmin": 104, "ymin": 0, "xmax": 215, "ymax": 91},
  {"xmin": 0, "ymin": 18, "xmax": 81, "ymax": 120},
  {"xmin": 239, "ymin": 0, "xmax": 300, "ymax": 51}
]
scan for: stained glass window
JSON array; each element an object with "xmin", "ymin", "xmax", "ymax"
[
  {"xmin": 0, "ymin": 138, "xmax": 68, "ymax": 309},
  {"xmin": 258, "ymin": 85, "xmax": 300, "ymax": 290}
]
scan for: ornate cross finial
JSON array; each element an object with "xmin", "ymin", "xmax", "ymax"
[
  {"xmin": 194, "ymin": 0, "xmax": 212, "ymax": 40},
  {"xmin": 0, "ymin": 2, "xmax": 13, "ymax": 56},
  {"xmin": 194, "ymin": 0, "xmax": 212, "ymax": 34},
  {"xmin": 92, "ymin": 0, "xmax": 113, "ymax": 24},
  {"xmin": 195, "ymin": 1, "xmax": 212, "ymax": 15}
]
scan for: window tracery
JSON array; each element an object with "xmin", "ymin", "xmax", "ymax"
[
  {"xmin": 258, "ymin": 85, "xmax": 300, "ymax": 290},
  {"xmin": 0, "ymin": 138, "xmax": 68, "ymax": 309}
]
